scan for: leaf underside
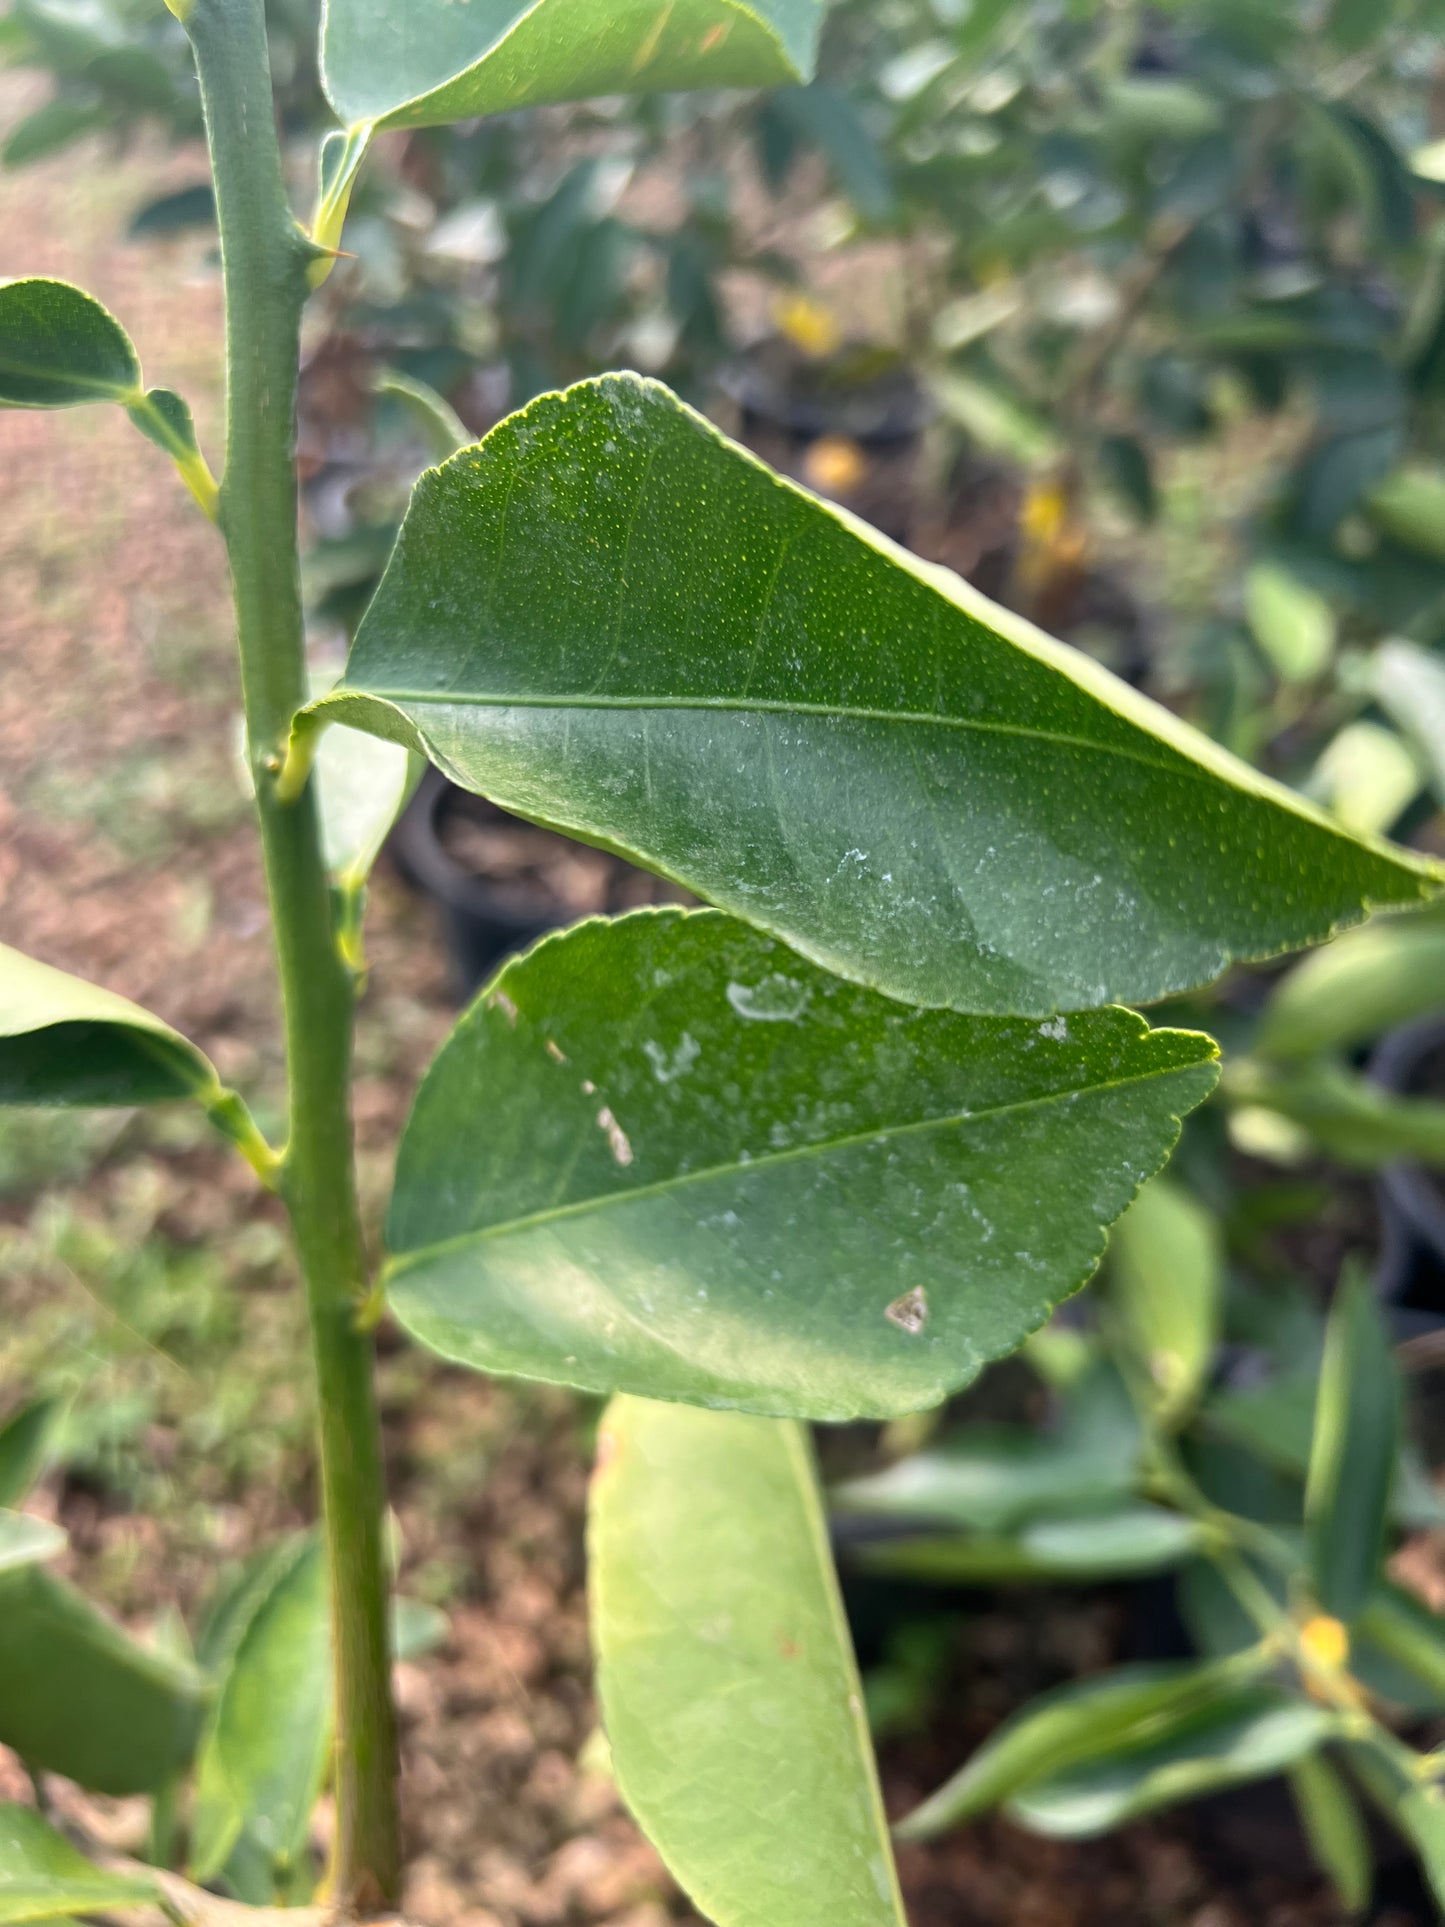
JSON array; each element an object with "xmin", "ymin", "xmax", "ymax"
[
  {"xmin": 0, "ymin": 942, "xmax": 215, "ymax": 1107},
  {"xmin": 387, "ymin": 909, "xmax": 1218, "ymax": 1420},
  {"xmin": 327, "ymin": 375, "xmax": 1433, "ymax": 1019},
  {"xmin": 589, "ymin": 1397, "xmax": 906, "ymax": 1927},
  {"xmin": 321, "ymin": 0, "xmax": 823, "ymax": 132}
]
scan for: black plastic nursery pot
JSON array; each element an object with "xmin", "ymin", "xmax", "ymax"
[
  {"xmin": 1371, "ymin": 1015, "xmax": 1445, "ymax": 1339},
  {"xmin": 388, "ymin": 767, "xmax": 690, "ymax": 998}
]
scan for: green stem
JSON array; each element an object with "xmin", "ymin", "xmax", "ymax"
[{"xmin": 186, "ymin": 0, "xmax": 400, "ymax": 1909}]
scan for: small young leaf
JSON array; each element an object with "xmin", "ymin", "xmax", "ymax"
[
  {"xmin": 0, "ymin": 1564, "xmax": 207, "ymax": 1795},
  {"xmin": 1400, "ymin": 1784, "xmax": 1445, "ymax": 1911},
  {"xmin": 323, "ymin": 375, "xmax": 1435, "ymax": 1019},
  {"xmin": 375, "ymin": 369, "xmax": 468, "ymax": 461},
  {"xmin": 0, "ymin": 1511, "xmax": 64, "ymax": 1575},
  {"xmin": 0, "ymin": 1398, "xmax": 64, "ymax": 1510},
  {"xmin": 1108, "ymin": 1177, "xmax": 1222, "ymax": 1424},
  {"xmin": 1289, "ymin": 1754, "xmax": 1372, "ymax": 1915},
  {"xmin": 190, "ymin": 1536, "xmax": 332, "ymax": 1883},
  {"xmin": 0, "ymin": 277, "xmax": 140, "ymax": 407},
  {"xmin": 386, "ymin": 909, "xmax": 1218, "ymax": 1420},
  {"xmin": 321, "ymin": 0, "xmax": 824, "ymax": 134},
  {"xmin": 898, "ymin": 1659, "xmax": 1257, "ymax": 1839},
  {"xmin": 0, "ymin": 941, "xmax": 219, "ymax": 1108},
  {"xmin": 1305, "ymin": 1270, "xmax": 1401, "ymax": 1624},
  {"xmin": 1007, "ymin": 1691, "xmax": 1332, "ymax": 1838},
  {"xmin": 590, "ymin": 1397, "xmax": 906, "ymax": 1927},
  {"xmin": 0, "ymin": 1805, "xmax": 158, "ymax": 1925},
  {"xmin": 854, "ymin": 1504, "xmax": 1203, "ymax": 1586}
]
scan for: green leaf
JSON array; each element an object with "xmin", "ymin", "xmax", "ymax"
[
  {"xmin": 0, "ymin": 277, "xmax": 140, "ymax": 408},
  {"xmin": 386, "ymin": 909, "xmax": 1218, "ymax": 1420},
  {"xmin": 375, "ymin": 369, "xmax": 468, "ymax": 462},
  {"xmin": 0, "ymin": 1564, "xmax": 207, "ymax": 1795},
  {"xmin": 321, "ymin": 0, "xmax": 824, "ymax": 133},
  {"xmin": 853, "ymin": 1504, "xmax": 1203, "ymax": 1586},
  {"xmin": 1367, "ymin": 466, "xmax": 1445, "ymax": 563},
  {"xmin": 0, "ymin": 1399, "xmax": 64, "ymax": 1510},
  {"xmin": 1007, "ymin": 1691, "xmax": 1332, "ymax": 1838},
  {"xmin": 314, "ymin": 708, "xmax": 415, "ymax": 891},
  {"xmin": 0, "ymin": 1511, "xmax": 64, "ymax": 1574},
  {"xmin": 833, "ymin": 1363, "xmax": 1141, "ymax": 1534},
  {"xmin": 1305, "ymin": 1270, "xmax": 1401, "ymax": 1624},
  {"xmin": 898, "ymin": 1658, "xmax": 1260, "ymax": 1840},
  {"xmin": 1400, "ymin": 1783, "xmax": 1445, "ymax": 1911},
  {"xmin": 321, "ymin": 376, "xmax": 1434, "ymax": 1019},
  {"xmin": 1246, "ymin": 562, "xmax": 1336, "ymax": 684},
  {"xmin": 190, "ymin": 1536, "xmax": 332, "ymax": 1883},
  {"xmin": 0, "ymin": 942, "xmax": 219, "ymax": 1108},
  {"xmin": 1289, "ymin": 1754, "xmax": 1371, "ymax": 1915},
  {"xmin": 1257, "ymin": 918, "xmax": 1445, "ymax": 1061},
  {"xmin": 1108, "ymin": 1177, "xmax": 1222, "ymax": 1425},
  {"xmin": 0, "ymin": 1805, "xmax": 158, "ymax": 1925},
  {"xmin": 1373, "ymin": 640, "xmax": 1445, "ymax": 804},
  {"xmin": 590, "ymin": 1396, "xmax": 906, "ymax": 1927}
]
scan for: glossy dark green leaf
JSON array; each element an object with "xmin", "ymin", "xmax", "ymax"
[
  {"xmin": 190, "ymin": 1536, "xmax": 331, "ymax": 1883},
  {"xmin": 590, "ymin": 1397, "xmax": 906, "ymax": 1927},
  {"xmin": 898, "ymin": 1658, "xmax": 1258, "ymax": 1840},
  {"xmin": 1289, "ymin": 1754, "xmax": 1372, "ymax": 1914},
  {"xmin": 322, "ymin": 376, "xmax": 1435, "ymax": 1019},
  {"xmin": 0, "ymin": 942, "xmax": 220, "ymax": 1108},
  {"xmin": 0, "ymin": 278, "xmax": 140, "ymax": 408},
  {"xmin": 833, "ymin": 1363, "xmax": 1140, "ymax": 1534},
  {"xmin": 387, "ymin": 909, "xmax": 1218, "ymax": 1420},
  {"xmin": 1108, "ymin": 1177, "xmax": 1222, "ymax": 1425},
  {"xmin": 852, "ymin": 1504, "xmax": 1203, "ymax": 1586},
  {"xmin": 0, "ymin": 1512, "xmax": 64, "ymax": 1575},
  {"xmin": 0, "ymin": 1564, "xmax": 207, "ymax": 1795},
  {"xmin": 0, "ymin": 1805, "xmax": 157, "ymax": 1925},
  {"xmin": 0, "ymin": 1399, "xmax": 64, "ymax": 1511},
  {"xmin": 1008, "ymin": 1690, "xmax": 1332, "ymax": 1838},
  {"xmin": 321, "ymin": 0, "xmax": 824, "ymax": 133},
  {"xmin": 1305, "ymin": 1270, "xmax": 1401, "ymax": 1624}
]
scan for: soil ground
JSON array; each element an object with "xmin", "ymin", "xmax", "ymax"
[{"xmin": 0, "ymin": 81, "xmax": 1428, "ymax": 1927}]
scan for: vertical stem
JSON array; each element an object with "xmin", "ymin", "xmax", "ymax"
[{"xmin": 187, "ymin": 0, "xmax": 401, "ymax": 1909}]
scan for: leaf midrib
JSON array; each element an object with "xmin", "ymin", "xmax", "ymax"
[
  {"xmin": 388, "ymin": 1053, "xmax": 1214, "ymax": 1270},
  {"xmin": 345, "ymin": 686, "xmax": 1203, "ymax": 784}
]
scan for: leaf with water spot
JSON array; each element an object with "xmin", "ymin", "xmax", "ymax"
[
  {"xmin": 320, "ymin": 376, "xmax": 1435, "ymax": 1019},
  {"xmin": 320, "ymin": 0, "xmax": 824, "ymax": 133},
  {"xmin": 386, "ymin": 909, "xmax": 1218, "ymax": 1419}
]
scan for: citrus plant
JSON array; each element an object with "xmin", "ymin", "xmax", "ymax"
[{"xmin": 0, "ymin": 3, "xmax": 1440, "ymax": 1923}]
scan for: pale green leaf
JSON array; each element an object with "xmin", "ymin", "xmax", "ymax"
[
  {"xmin": 1373, "ymin": 640, "xmax": 1445, "ymax": 804},
  {"xmin": 1312, "ymin": 722, "xmax": 1419, "ymax": 839},
  {"xmin": 853, "ymin": 1503, "xmax": 1203, "ymax": 1585},
  {"xmin": 321, "ymin": 376, "xmax": 1434, "ymax": 1019},
  {"xmin": 0, "ymin": 942, "xmax": 219, "ymax": 1108},
  {"xmin": 899, "ymin": 1659, "xmax": 1255, "ymax": 1839},
  {"xmin": 1108, "ymin": 1177, "xmax": 1222, "ymax": 1424},
  {"xmin": 1306, "ymin": 1270, "xmax": 1401, "ymax": 1624},
  {"xmin": 190, "ymin": 1537, "xmax": 331, "ymax": 1883},
  {"xmin": 0, "ymin": 1805, "xmax": 157, "ymax": 1925},
  {"xmin": 386, "ymin": 909, "xmax": 1218, "ymax": 1420},
  {"xmin": 0, "ymin": 1511, "xmax": 64, "ymax": 1575},
  {"xmin": 0, "ymin": 1564, "xmax": 207, "ymax": 1795},
  {"xmin": 1257, "ymin": 919, "xmax": 1445, "ymax": 1061},
  {"xmin": 1245, "ymin": 562, "xmax": 1336, "ymax": 683},
  {"xmin": 590, "ymin": 1397, "xmax": 905, "ymax": 1927},
  {"xmin": 321, "ymin": 0, "xmax": 824, "ymax": 134},
  {"xmin": 0, "ymin": 277, "xmax": 139, "ymax": 408}
]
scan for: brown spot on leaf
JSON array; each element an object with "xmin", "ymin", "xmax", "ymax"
[{"xmin": 885, "ymin": 1286, "xmax": 929, "ymax": 1335}]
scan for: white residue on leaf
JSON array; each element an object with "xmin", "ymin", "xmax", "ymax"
[
  {"xmin": 885, "ymin": 1286, "xmax": 929, "ymax": 1335},
  {"xmin": 596, "ymin": 1106, "xmax": 634, "ymax": 1166},
  {"xmin": 544, "ymin": 1038, "xmax": 568, "ymax": 1064},
  {"xmin": 489, "ymin": 989, "xmax": 519, "ymax": 1027},
  {"xmin": 726, "ymin": 973, "xmax": 810, "ymax": 1024},
  {"xmin": 643, "ymin": 1031, "xmax": 700, "ymax": 1083},
  {"xmin": 1039, "ymin": 1016, "xmax": 1069, "ymax": 1042}
]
